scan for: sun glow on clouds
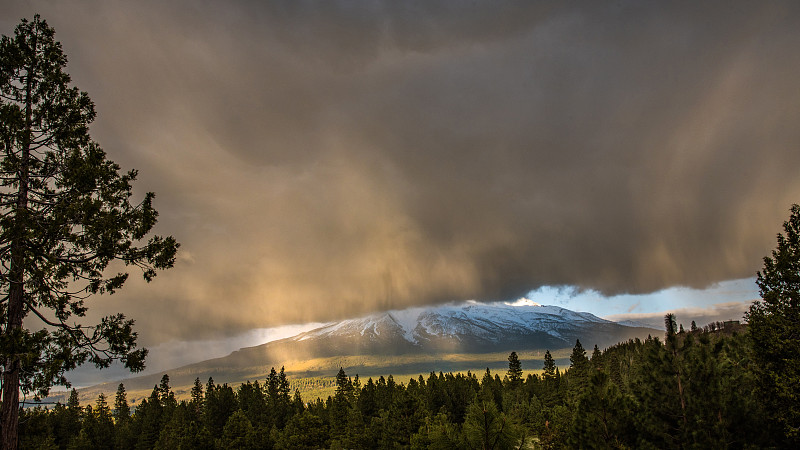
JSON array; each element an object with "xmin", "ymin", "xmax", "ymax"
[{"xmin": 3, "ymin": 0, "xmax": 797, "ymax": 346}]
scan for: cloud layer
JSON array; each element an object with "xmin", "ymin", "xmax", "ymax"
[
  {"xmin": 3, "ymin": 1, "xmax": 800, "ymax": 343},
  {"xmin": 605, "ymin": 301, "xmax": 755, "ymax": 332}
]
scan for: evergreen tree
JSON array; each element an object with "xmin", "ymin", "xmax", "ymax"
[
  {"xmin": 236, "ymin": 380, "xmax": 263, "ymax": 425},
  {"xmin": 462, "ymin": 400, "xmax": 519, "ymax": 449},
  {"xmin": 542, "ymin": 350, "xmax": 556, "ymax": 380},
  {"xmin": 203, "ymin": 383, "xmax": 236, "ymax": 438},
  {"xmin": 358, "ymin": 378, "xmax": 378, "ymax": 419},
  {"xmin": 113, "ymin": 383, "xmax": 130, "ymax": 422},
  {"xmin": 568, "ymin": 339, "xmax": 591, "ymax": 397},
  {"xmin": 479, "ymin": 368, "xmax": 503, "ymax": 410},
  {"xmin": 664, "ymin": 313, "xmax": 677, "ymax": 336},
  {"xmin": 330, "ymin": 367, "xmax": 354, "ymax": 440},
  {"xmin": 17, "ymin": 407, "xmax": 57, "ymax": 449},
  {"xmin": 292, "ymin": 388, "xmax": 305, "ymax": 416},
  {"xmin": 746, "ymin": 203, "xmax": 800, "ymax": 443},
  {"xmin": 217, "ymin": 410, "xmax": 260, "ymax": 450},
  {"xmin": 506, "ymin": 351, "xmax": 523, "ymax": 387},
  {"xmin": 71, "ymin": 404, "xmax": 95, "ymax": 450},
  {"xmin": 0, "ymin": 16, "xmax": 178, "ymax": 449},
  {"xmin": 663, "ymin": 314, "xmax": 689, "ymax": 438},
  {"xmin": 540, "ymin": 350, "xmax": 560, "ymax": 407},
  {"xmin": 206, "ymin": 377, "xmax": 215, "ymax": 394},
  {"xmin": 569, "ymin": 370, "xmax": 634, "ymax": 448},
  {"xmin": 113, "ymin": 384, "xmax": 135, "ymax": 450},
  {"xmin": 48, "ymin": 389, "xmax": 83, "ymax": 448},
  {"xmin": 264, "ymin": 367, "xmax": 282, "ymax": 428},
  {"xmin": 633, "ymin": 334, "xmax": 689, "ymax": 447},
  {"xmin": 67, "ymin": 388, "xmax": 80, "ymax": 410},
  {"xmin": 153, "ymin": 403, "xmax": 191, "ymax": 450},
  {"xmin": 384, "ymin": 388, "xmax": 423, "ymax": 447},
  {"xmin": 154, "ymin": 402, "xmax": 215, "ymax": 450},
  {"xmin": 157, "ymin": 374, "xmax": 177, "ymax": 410},
  {"xmin": 274, "ymin": 410, "xmax": 328, "ymax": 449},
  {"xmin": 189, "ymin": 377, "xmax": 204, "ymax": 419},
  {"xmin": 333, "ymin": 407, "xmax": 369, "ymax": 449},
  {"xmin": 410, "ymin": 412, "xmax": 463, "ymax": 450},
  {"xmin": 590, "ymin": 344, "xmax": 602, "ymax": 369},
  {"xmin": 334, "ymin": 367, "xmax": 353, "ymax": 399},
  {"xmin": 133, "ymin": 389, "xmax": 163, "ymax": 450},
  {"xmin": 444, "ymin": 372, "xmax": 479, "ymax": 424},
  {"xmin": 569, "ymin": 339, "xmax": 589, "ymax": 372},
  {"xmin": 266, "ymin": 367, "xmax": 280, "ymax": 401},
  {"xmin": 276, "ymin": 366, "xmax": 292, "ymax": 427},
  {"xmin": 6, "ymin": 352, "xmax": 782, "ymax": 447},
  {"xmin": 79, "ymin": 394, "xmax": 114, "ymax": 450}
]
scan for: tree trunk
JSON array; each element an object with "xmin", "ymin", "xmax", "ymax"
[
  {"xmin": 1, "ymin": 197, "xmax": 26, "ymax": 450},
  {"xmin": 672, "ymin": 347, "xmax": 688, "ymax": 428},
  {"xmin": 1, "ymin": 338, "xmax": 22, "ymax": 450},
  {"xmin": 1, "ymin": 51, "xmax": 34, "ymax": 450},
  {"xmin": 676, "ymin": 366, "xmax": 687, "ymax": 426}
]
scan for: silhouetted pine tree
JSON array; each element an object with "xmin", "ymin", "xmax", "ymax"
[
  {"xmin": 746, "ymin": 204, "xmax": 800, "ymax": 444},
  {"xmin": 78, "ymin": 394, "xmax": 114, "ymax": 450},
  {"xmin": 133, "ymin": 389, "xmax": 163, "ymax": 450},
  {"xmin": 568, "ymin": 339, "xmax": 591, "ymax": 395},
  {"xmin": 189, "ymin": 378, "xmax": 203, "ymax": 414},
  {"xmin": 113, "ymin": 384, "xmax": 130, "ymax": 422},
  {"xmin": 507, "ymin": 351, "xmax": 523, "ymax": 388},
  {"xmin": 236, "ymin": 380, "xmax": 266, "ymax": 426},
  {"xmin": 590, "ymin": 344, "xmax": 602, "ymax": 367},
  {"xmin": 203, "ymin": 383, "xmax": 236, "ymax": 438}
]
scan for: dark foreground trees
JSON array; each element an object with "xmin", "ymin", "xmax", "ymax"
[
  {"xmin": 0, "ymin": 15, "xmax": 178, "ymax": 448},
  {"xmin": 17, "ymin": 324, "xmax": 779, "ymax": 449},
  {"xmin": 747, "ymin": 203, "xmax": 800, "ymax": 444}
]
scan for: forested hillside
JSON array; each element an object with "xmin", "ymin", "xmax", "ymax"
[{"xmin": 18, "ymin": 319, "xmax": 781, "ymax": 449}]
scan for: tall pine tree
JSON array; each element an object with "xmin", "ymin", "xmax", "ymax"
[
  {"xmin": 113, "ymin": 383, "xmax": 130, "ymax": 422},
  {"xmin": 507, "ymin": 351, "xmax": 523, "ymax": 387},
  {"xmin": 746, "ymin": 204, "xmax": 800, "ymax": 443},
  {"xmin": 542, "ymin": 350, "xmax": 556, "ymax": 380},
  {"xmin": 568, "ymin": 339, "xmax": 591, "ymax": 395},
  {"xmin": 0, "ymin": 15, "xmax": 178, "ymax": 449}
]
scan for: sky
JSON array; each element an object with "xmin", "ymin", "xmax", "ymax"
[{"xmin": 2, "ymin": 1, "xmax": 799, "ymax": 364}]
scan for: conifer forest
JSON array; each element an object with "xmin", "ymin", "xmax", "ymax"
[{"xmin": 14, "ymin": 320, "xmax": 793, "ymax": 448}]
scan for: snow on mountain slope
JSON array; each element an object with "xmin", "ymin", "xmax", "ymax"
[{"xmin": 285, "ymin": 299, "xmax": 655, "ymax": 354}]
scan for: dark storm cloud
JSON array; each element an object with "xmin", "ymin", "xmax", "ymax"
[{"xmin": 3, "ymin": 1, "xmax": 800, "ymax": 343}]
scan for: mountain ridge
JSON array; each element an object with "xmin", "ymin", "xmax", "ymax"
[
  {"xmin": 54, "ymin": 300, "xmax": 659, "ymax": 405},
  {"xmin": 254, "ymin": 299, "xmax": 652, "ymax": 356}
]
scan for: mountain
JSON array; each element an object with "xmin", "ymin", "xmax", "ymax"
[
  {"xmin": 278, "ymin": 299, "xmax": 657, "ymax": 356},
  {"xmin": 616, "ymin": 319, "xmax": 658, "ymax": 329},
  {"xmin": 59, "ymin": 300, "xmax": 659, "ymax": 404}
]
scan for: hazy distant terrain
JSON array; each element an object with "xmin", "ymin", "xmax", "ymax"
[
  {"xmin": 49, "ymin": 301, "xmax": 658, "ymax": 406},
  {"xmin": 53, "ymin": 350, "xmax": 573, "ymax": 407}
]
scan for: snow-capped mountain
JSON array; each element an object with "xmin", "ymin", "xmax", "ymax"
[
  {"xmin": 260, "ymin": 299, "xmax": 659, "ymax": 356},
  {"xmin": 68, "ymin": 300, "xmax": 659, "ymax": 399}
]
